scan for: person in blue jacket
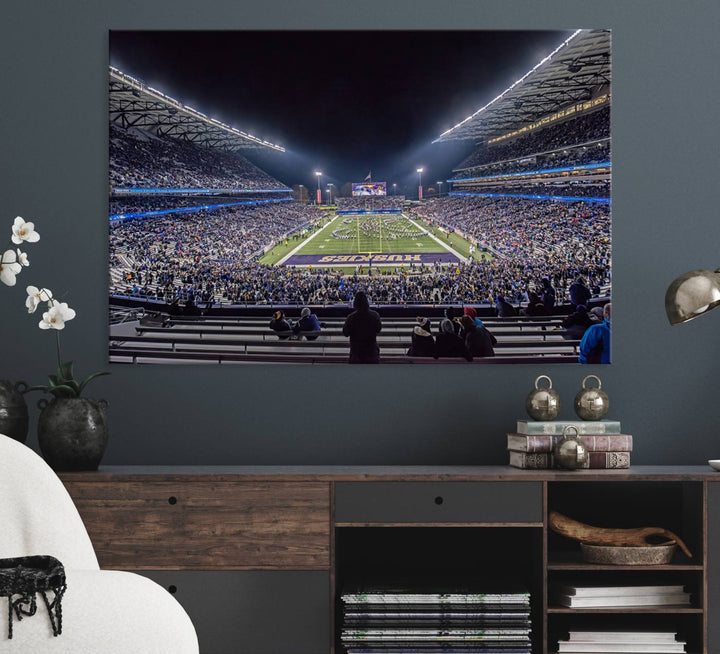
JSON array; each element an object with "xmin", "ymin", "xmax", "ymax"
[
  {"xmin": 579, "ymin": 302, "xmax": 611, "ymax": 364},
  {"xmin": 293, "ymin": 307, "xmax": 322, "ymax": 340}
]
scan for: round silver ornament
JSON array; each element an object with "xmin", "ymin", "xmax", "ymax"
[
  {"xmin": 554, "ymin": 426, "xmax": 589, "ymax": 470},
  {"xmin": 525, "ymin": 375, "xmax": 561, "ymax": 421},
  {"xmin": 574, "ymin": 374, "xmax": 609, "ymax": 421}
]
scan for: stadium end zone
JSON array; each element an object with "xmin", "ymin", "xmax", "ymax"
[{"xmin": 281, "ymin": 251, "xmax": 463, "ymax": 267}]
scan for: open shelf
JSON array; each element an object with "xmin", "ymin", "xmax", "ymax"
[
  {"xmin": 547, "ymin": 550, "xmax": 702, "ymax": 571},
  {"xmin": 548, "ymin": 605, "xmax": 704, "ymax": 614}
]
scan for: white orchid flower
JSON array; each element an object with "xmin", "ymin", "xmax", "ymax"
[
  {"xmin": 39, "ymin": 301, "xmax": 76, "ymax": 330},
  {"xmin": 25, "ymin": 285, "xmax": 53, "ymax": 313},
  {"xmin": 11, "ymin": 216, "xmax": 40, "ymax": 245},
  {"xmin": 0, "ymin": 249, "xmax": 22, "ymax": 286},
  {"xmin": 16, "ymin": 249, "xmax": 29, "ymax": 266}
]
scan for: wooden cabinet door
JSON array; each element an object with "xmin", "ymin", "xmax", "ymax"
[{"xmin": 65, "ymin": 480, "xmax": 331, "ymax": 570}]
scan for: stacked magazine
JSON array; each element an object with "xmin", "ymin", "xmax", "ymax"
[
  {"xmin": 557, "ymin": 630, "xmax": 687, "ymax": 653},
  {"xmin": 551, "ymin": 584, "xmax": 691, "ymax": 609},
  {"xmin": 340, "ymin": 586, "xmax": 532, "ymax": 653}
]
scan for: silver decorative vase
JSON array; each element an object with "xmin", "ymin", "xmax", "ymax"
[
  {"xmin": 554, "ymin": 425, "xmax": 589, "ymax": 470},
  {"xmin": 574, "ymin": 374, "xmax": 609, "ymax": 421},
  {"xmin": 525, "ymin": 375, "xmax": 561, "ymax": 421}
]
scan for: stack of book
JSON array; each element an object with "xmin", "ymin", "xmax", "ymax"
[
  {"xmin": 551, "ymin": 584, "xmax": 691, "ymax": 609},
  {"xmin": 507, "ymin": 420, "xmax": 632, "ymax": 469},
  {"xmin": 557, "ymin": 630, "xmax": 687, "ymax": 653},
  {"xmin": 340, "ymin": 586, "xmax": 532, "ymax": 653}
]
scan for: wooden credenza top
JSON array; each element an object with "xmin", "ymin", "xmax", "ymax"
[{"xmin": 59, "ymin": 465, "xmax": 720, "ymax": 483}]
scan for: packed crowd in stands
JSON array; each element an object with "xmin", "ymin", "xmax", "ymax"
[
  {"xmin": 455, "ymin": 106, "xmax": 610, "ymax": 172},
  {"xmin": 453, "ymin": 141, "xmax": 610, "ymax": 179},
  {"xmin": 109, "ymin": 124, "xmax": 288, "ymax": 190},
  {"xmin": 110, "ymin": 194, "xmax": 610, "ymax": 309},
  {"xmin": 109, "ymin": 196, "xmax": 292, "ymax": 221},
  {"xmin": 453, "ymin": 182, "xmax": 610, "ymax": 198},
  {"xmin": 110, "ymin": 201, "xmax": 323, "ymax": 303},
  {"xmin": 335, "ymin": 196, "xmax": 405, "ymax": 210}
]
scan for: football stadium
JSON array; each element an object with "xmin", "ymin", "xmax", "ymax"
[{"xmin": 109, "ymin": 29, "xmax": 611, "ymax": 364}]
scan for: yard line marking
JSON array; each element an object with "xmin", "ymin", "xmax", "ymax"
[
  {"xmin": 404, "ymin": 214, "xmax": 468, "ymax": 263},
  {"xmin": 276, "ymin": 215, "xmax": 339, "ymax": 265}
]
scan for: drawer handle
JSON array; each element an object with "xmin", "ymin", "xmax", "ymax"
[
  {"xmin": 168, "ymin": 585, "xmax": 177, "ymax": 594},
  {"xmin": 434, "ymin": 496, "xmax": 444, "ymax": 505},
  {"xmin": 168, "ymin": 496, "xmax": 178, "ymax": 505}
]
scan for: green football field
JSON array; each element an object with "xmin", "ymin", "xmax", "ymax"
[
  {"xmin": 300, "ymin": 213, "xmax": 441, "ymax": 255},
  {"xmin": 259, "ymin": 213, "xmax": 487, "ymax": 267}
]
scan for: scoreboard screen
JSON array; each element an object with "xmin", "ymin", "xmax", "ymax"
[{"xmin": 352, "ymin": 182, "xmax": 387, "ymax": 196}]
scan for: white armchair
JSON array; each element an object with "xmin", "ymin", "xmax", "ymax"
[{"xmin": 0, "ymin": 434, "xmax": 199, "ymax": 653}]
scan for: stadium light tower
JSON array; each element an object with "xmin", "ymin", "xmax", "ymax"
[
  {"xmin": 417, "ymin": 168, "xmax": 424, "ymax": 200},
  {"xmin": 437, "ymin": 181, "xmax": 443, "ymax": 197},
  {"xmin": 392, "ymin": 183, "xmax": 397, "ymax": 195},
  {"xmin": 315, "ymin": 171, "xmax": 323, "ymax": 204}
]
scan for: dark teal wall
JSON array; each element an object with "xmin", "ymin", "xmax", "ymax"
[{"xmin": 1, "ymin": 1, "xmax": 719, "ymax": 465}]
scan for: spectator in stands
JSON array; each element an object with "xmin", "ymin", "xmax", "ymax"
[
  {"xmin": 495, "ymin": 295, "xmax": 517, "ymax": 318},
  {"xmin": 579, "ymin": 302, "xmax": 611, "ymax": 364},
  {"xmin": 460, "ymin": 315, "xmax": 496, "ymax": 358},
  {"xmin": 521, "ymin": 291, "xmax": 545, "ymax": 317},
  {"xmin": 269, "ymin": 310, "xmax": 293, "ymax": 339},
  {"xmin": 463, "ymin": 306, "xmax": 484, "ymax": 327},
  {"xmin": 561, "ymin": 304, "xmax": 593, "ymax": 341},
  {"xmin": 294, "ymin": 307, "xmax": 322, "ymax": 341},
  {"xmin": 541, "ymin": 278, "xmax": 556, "ymax": 315},
  {"xmin": 441, "ymin": 307, "xmax": 463, "ymax": 336},
  {"xmin": 569, "ymin": 276, "xmax": 592, "ymax": 309},
  {"xmin": 435, "ymin": 318, "xmax": 472, "ymax": 361},
  {"xmin": 407, "ymin": 317, "xmax": 435, "ymax": 358},
  {"xmin": 342, "ymin": 291, "xmax": 382, "ymax": 364}
]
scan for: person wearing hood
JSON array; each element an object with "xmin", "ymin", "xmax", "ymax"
[
  {"xmin": 460, "ymin": 315, "xmax": 496, "ymax": 358},
  {"xmin": 407, "ymin": 317, "xmax": 435, "ymax": 357},
  {"xmin": 569, "ymin": 276, "xmax": 591, "ymax": 308},
  {"xmin": 579, "ymin": 302, "xmax": 612, "ymax": 364},
  {"xmin": 541, "ymin": 277, "xmax": 556, "ymax": 314},
  {"xmin": 442, "ymin": 307, "xmax": 463, "ymax": 336},
  {"xmin": 269, "ymin": 310, "xmax": 293, "ymax": 339},
  {"xmin": 561, "ymin": 303, "xmax": 594, "ymax": 341},
  {"xmin": 293, "ymin": 306, "xmax": 322, "ymax": 340},
  {"xmin": 435, "ymin": 318, "xmax": 472, "ymax": 361},
  {"xmin": 342, "ymin": 291, "xmax": 382, "ymax": 363},
  {"xmin": 463, "ymin": 306, "xmax": 484, "ymax": 327},
  {"xmin": 495, "ymin": 294, "xmax": 517, "ymax": 318}
]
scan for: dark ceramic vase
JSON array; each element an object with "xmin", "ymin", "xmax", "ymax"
[
  {"xmin": 0, "ymin": 380, "xmax": 29, "ymax": 443},
  {"xmin": 37, "ymin": 397, "xmax": 109, "ymax": 471}
]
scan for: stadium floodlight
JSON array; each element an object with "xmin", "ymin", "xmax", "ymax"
[
  {"xmin": 314, "ymin": 171, "xmax": 323, "ymax": 204},
  {"xmin": 417, "ymin": 168, "xmax": 424, "ymax": 200}
]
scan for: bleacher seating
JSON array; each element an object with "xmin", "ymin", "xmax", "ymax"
[{"xmin": 109, "ymin": 313, "xmax": 581, "ymax": 364}]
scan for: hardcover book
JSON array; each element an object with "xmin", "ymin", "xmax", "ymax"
[
  {"xmin": 507, "ymin": 433, "xmax": 632, "ymax": 453},
  {"xmin": 516, "ymin": 420, "xmax": 621, "ymax": 435}
]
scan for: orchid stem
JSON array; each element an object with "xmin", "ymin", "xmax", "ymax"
[{"xmin": 56, "ymin": 330, "xmax": 62, "ymax": 370}]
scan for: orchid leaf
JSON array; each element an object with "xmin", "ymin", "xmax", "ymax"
[
  {"xmin": 77, "ymin": 371, "xmax": 110, "ymax": 396},
  {"xmin": 58, "ymin": 361, "xmax": 74, "ymax": 383},
  {"xmin": 48, "ymin": 384, "xmax": 77, "ymax": 398}
]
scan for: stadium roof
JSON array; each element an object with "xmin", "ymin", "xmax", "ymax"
[
  {"xmin": 109, "ymin": 67, "xmax": 285, "ymax": 152},
  {"xmin": 433, "ymin": 29, "xmax": 611, "ymax": 144}
]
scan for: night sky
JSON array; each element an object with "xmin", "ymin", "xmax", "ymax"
[{"xmin": 110, "ymin": 30, "xmax": 569, "ymax": 194}]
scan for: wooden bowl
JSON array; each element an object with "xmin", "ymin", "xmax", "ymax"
[{"xmin": 580, "ymin": 542, "xmax": 677, "ymax": 565}]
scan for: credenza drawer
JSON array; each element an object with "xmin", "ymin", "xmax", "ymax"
[
  {"xmin": 334, "ymin": 481, "xmax": 542, "ymax": 524},
  {"xmin": 65, "ymin": 481, "xmax": 330, "ymax": 569},
  {"xmin": 137, "ymin": 570, "xmax": 330, "ymax": 654}
]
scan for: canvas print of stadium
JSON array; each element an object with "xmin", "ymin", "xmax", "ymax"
[{"xmin": 109, "ymin": 30, "xmax": 611, "ymax": 365}]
